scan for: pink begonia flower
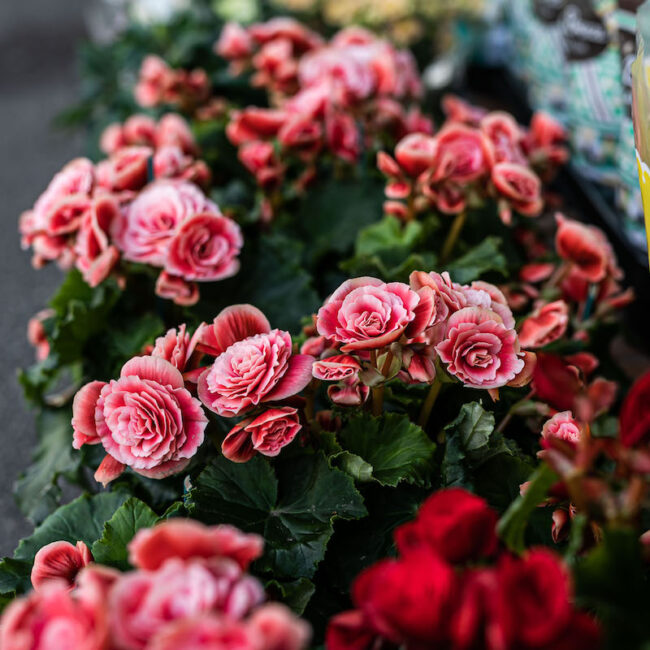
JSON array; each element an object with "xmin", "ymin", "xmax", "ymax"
[
  {"xmin": 109, "ymin": 558, "xmax": 264, "ymax": 649},
  {"xmin": 155, "ymin": 113, "xmax": 197, "ymax": 154},
  {"xmin": 393, "ymin": 133, "xmax": 437, "ymax": 178},
  {"xmin": 541, "ymin": 411, "xmax": 582, "ymax": 446},
  {"xmin": 197, "ymin": 305, "xmax": 314, "ymax": 417},
  {"xmin": 149, "ymin": 615, "xmax": 261, "ymax": 650},
  {"xmin": 114, "ymin": 179, "xmax": 215, "ymax": 266},
  {"xmin": 491, "ymin": 162, "xmax": 543, "ymax": 224},
  {"xmin": 128, "ymin": 520, "xmax": 263, "ymax": 572},
  {"xmin": 324, "ymin": 111, "xmax": 359, "ymax": 163},
  {"xmin": 95, "ymin": 146, "xmax": 152, "ymax": 192},
  {"xmin": 155, "ymin": 271, "xmax": 200, "ymax": 306},
  {"xmin": 151, "ymin": 323, "xmax": 204, "ymax": 372},
  {"xmin": 222, "ymin": 407, "xmax": 302, "ymax": 462},
  {"xmin": 134, "ymin": 55, "xmax": 174, "ymax": 108},
  {"xmin": 226, "ymin": 108, "xmax": 287, "ymax": 146},
  {"xmin": 0, "ymin": 581, "xmax": 109, "ymax": 650},
  {"xmin": 165, "ymin": 212, "xmax": 243, "ymax": 282},
  {"xmin": 317, "ymin": 277, "xmax": 432, "ymax": 352},
  {"xmin": 100, "ymin": 123, "xmax": 127, "ymax": 155},
  {"xmin": 216, "ymin": 22, "xmax": 254, "ymax": 60},
  {"xmin": 327, "ymin": 379, "xmax": 369, "ymax": 406},
  {"xmin": 71, "ymin": 356, "xmax": 207, "ymax": 484},
  {"xmin": 312, "ymin": 355, "xmax": 361, "ymax": 382},
  {"xmin": 480, "ymin": 111, "xmax": 526, "ymax": 165},
  {"xmin": 429, "ymin": 124, "xmax": 495, "ymax": 185},
  {"xmin": 74, "ymin": 195, "xmax": 120, "ymax": 287},
  {"xmin": 409, "ymin": 271, "xmax": 466, "ymax": 325},
  {"xmin": 27, "ymin": 309, "xmax": 54, "ymax": 362},
  {"xmin": 518, "ymin": 300, "xmax": 569, "ymax": 349},
  {"xmin": 436, "ymin": 307, "xmax": 524, "ymax": 389},
  {"xmin": 247, "ymin": 603, "xmax": 312, "ymax": 650},
  {"xmin": 122, "ymin": 114, "xmax": 157, "ymax": 147},
  {"xmin": 555, "ymin": 213, "xmax": 621, "ymax": 284},
  {"xmin": 31, "ymin": 541, "xmax": 93, "ymax": 592}
]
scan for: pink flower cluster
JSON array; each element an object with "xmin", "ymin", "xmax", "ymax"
[
  {"xmin": 20, "ymin": 115, "xmax": 243, "ymax": 305},
  {"xmin": 303, "ymin": 273, "xmax": 528, "ymax": 406},
  {"xmin": 72, "ymin": 305, "xmax": 315, "ymax": 481},
  {"xmin": 378, "ymin": 97, "xmax": 568, "ymax": 223},
  {"xmin": 135, "ymin": 55, "xmax": 211, "ymax": 111},
  {"xmin": 327, "ymin": 488, "xmax": 600, "ymax": 650},
  {"xmin": 219, "ymin": 21, "xmax": 430, "ymax": 215},
  {"xmin": 2, "ymin": 520, "xmax": 310, "ymax": 650}
]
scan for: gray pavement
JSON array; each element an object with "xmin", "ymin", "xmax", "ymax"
[{"xmin": 0, "ymin": 1, "xmax": 87, "ymax": 555}]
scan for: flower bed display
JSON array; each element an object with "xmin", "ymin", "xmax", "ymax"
[{"xmin": 4, "ymin": 4, "xmax": 650, "ymax": 649}]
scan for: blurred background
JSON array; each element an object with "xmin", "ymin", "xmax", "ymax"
[{"xmin": 0, "ymin": 0, "xmax": 85, "ymax": 553}]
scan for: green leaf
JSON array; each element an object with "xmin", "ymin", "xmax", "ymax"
[
  {"xmin": 91, "ymin": 498, "xmax": 160, "ymax": 570},
  {"xmin": 442, "ymin": 402, "xmax": 506, "ymax": 487},
  {"xmin": 197, "ymin": 233, "xmax": 319, "ymax": 333},
  {"xmin": 14, "ymin": 409, "xmax": 80, "ymax": 525},
  {"xmin": 335, "ymin": 413, "xmax": 436, "ymax": 487},
  {"xmin": 266, "ymin": 578, "xmax": 316, "ymax": 615},
  {"xmin": 573, "ymin": 527, "xmax": 650, "ymax": 648},
  {"xmin": 0, "ymin": 558, "xmax": 32, "ymax": 600},
  {"xmin": 15, "ymin": 492, "xmax": 129, "ymax": 562},
  {"xmin": 295, "ymin": 177, "xmax": 385, "ymax": 261},
  {"xmin": 445, "ymin": 237, "xmax": 507, "ymax": 284},
  {"xmin": 496, "ymin": 464, "xmax": 558, "ymax": 553},
  {"xmin": 186, "ymin": 453, "xmax": 366, "ymax": 579},
  {"xmin": 49, "ymin": 270, "xmax": 121, "ymax": 364},
  {"xmin": 355, "ymin": 216, "xmax": 423, "ymax": 257}
]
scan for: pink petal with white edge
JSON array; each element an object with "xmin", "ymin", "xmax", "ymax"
[
  {"xmin": 222, "ymin": 424, "xmax": 256, "ymax": 463},
  {"xmin": 405, "ymin": 288, "xmax": 434, "ymax": 339},
  {"xmin": 326, "ymin": 277, "xmax": 384, "ymax": 305},
  {"xmin": 199, "ymin": 304, "xmax": 271, "ymax": 357},
  {"xmin": 264, "ymin": 354, "xmax": 315, "ymax": 402},
  {"xmin": 120, "ymin": 355, "xmax": 184, "ymax": 389},
  {"xmin": 71, "ymin": 380, "xmax": 107, "ymax": 449},
  {"xmin": 134, "ymin": 457, "xmax": 191, "ymax": 480},
  {"xmin": 94, "ymin": 455, "xmax": 126, "ymax": 486},
  {"xmin": 340, "ymin": 328, "xmax": 406, "ymax": 352}
]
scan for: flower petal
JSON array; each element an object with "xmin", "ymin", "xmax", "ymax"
[
  {"xmin": 120, "ymin": 355, "xmax": 184, "ymax": 389},
  {"xmin": 264, "ymin": 354, "xmax": 315, "ymax": 402},
  {"xmin": 199, "ymin": 304, "xmax": 271, "ymax": 357}
]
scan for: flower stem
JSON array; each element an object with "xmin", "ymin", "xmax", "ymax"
[
  {"xmin": 372, "ymin": 385, "xmax": 384, "ymax": 417},
  {"xmin": 418, "ymin": 377, "xmax": 442, "ymax": 429},
  {"xmin": 440, "ymin": 211, "xmax": 467, "ymax": 264}
]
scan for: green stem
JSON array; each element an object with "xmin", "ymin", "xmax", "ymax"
[
  {"xmin": 440, "ymin": 211, "xmax": 467, "ymax": 264},
  {"xmin": 418, "ymin": 377, "xmax": 442, "ymax": 429}
]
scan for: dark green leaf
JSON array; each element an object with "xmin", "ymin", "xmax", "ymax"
[
  {"xmin": 91, "ymin": 498, "xmax": 160, "ymax": 570},
  {"xmin": 0, "ymin": 558, "xmax": 32, "ymax": 600},
  {"xmin": 574, "ymin": 527, "xmax": 650, "ymax": 649},
  {"xmin": 186, "ymin": 453, "xmax": 366, "ymax": 579},
  {"xmin": 295, "ymin": 177, "xmax": 385, "ymax": 261},
  {"xmin": 265, "ymin": 578, "xmax": 316, "ymax": 615},
  {"xmin": 497, "ymin": 464, "xmax": 557, "ymax": 553},
  {"xmin": 335, "ymin": 413, "xmax": 436, "ymax": 487},
  {"xmin": 445, "ymin": 237, "xmax": 507, "ymax": 284},
  {"xmin": 15, "ymin": 492, "xmax": 129, "ymax": 562},
  {"xmin": 14, "ymin": 409, "xmax": 80, "ymax": 525}
]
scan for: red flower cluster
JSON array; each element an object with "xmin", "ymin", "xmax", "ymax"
[
  {"xmin": 2, "ymin": 520, "xmax": 310, "ymax": 650},
  {"xmin": 327, "ymin": 488, "xmax": 600, "ymax": 650},
  {"xmin": 20, "ymin": 114, "xmax": 242, "ymax": 306},
  {"xmin": 378, "ymin": 97, "xmax": 568, "ymax": 223},
  {"xmin": 135, "ymin": 54, "xmax": 211, "ymax": 111},
  {"xmin": 72, "ymin": 305, "xmax": 315, "ymax": 481},
  {"xmin": 220, "ymin": 22, "xmax": 431, "ymax": 216}
]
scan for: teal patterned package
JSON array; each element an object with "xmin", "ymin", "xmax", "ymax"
[
  {"xmin": 505, "ymin": 0, "xmax": 535, "ymax": 82},
  {"xmin": 527, "ymin": 0, "xmax": 569, "ymax": 121},
  {"xmin": 562, "ymin": 0, "xmax": 624, "ymax": 183},
  {"xmin": 615, "ymin": 0, "xmax": 647, "ymax": 251}
]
